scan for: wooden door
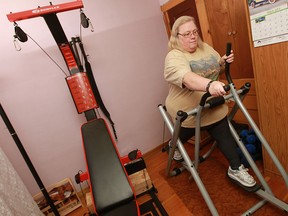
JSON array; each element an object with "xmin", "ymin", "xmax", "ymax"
[
  {"xmin": 203, "ymin": 0, "xmax": 231, "ymax": 54},
  {"xmin": 204, "ymin": 0, "xmax": 254, "ymax": 79},
  {"xmin": 161, "ymin": 0, "xmax": 202, "ymax": 38},
  {"xmin": 204, "ymin": 0, "xmax": 258, "ymax": 126},
  {"xmin": 228, "ymin": 0, "xmax": 254, "ymax": 79}
]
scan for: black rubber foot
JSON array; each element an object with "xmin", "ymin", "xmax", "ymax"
[
  {"xmin": 162, "ymin": 144, "xmax": 169, "ymax": 153},
  {"xmin": 173, "ymin": 167, "xmax": 183, "ymax": 176}
]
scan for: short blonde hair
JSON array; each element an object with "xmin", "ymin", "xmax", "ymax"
[{"xmin": 168, "ymin": 16, "xmax": 203, "ymax": 51}]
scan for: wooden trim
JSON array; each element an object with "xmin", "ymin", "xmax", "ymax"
[
  {"xmin": 160, "ymin": 0, "xmax": 185, "ymax": 12},
  {"xmin": 162, "ymin": 12, "xmax": 172, "ymax": 38},
  {"xmin": 195, "ymin": 0, "xmax": 213, "ymax": 46}
]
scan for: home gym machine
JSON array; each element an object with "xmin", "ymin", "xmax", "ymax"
[
  {"xmin": 158, "ymin": 43, "xmax": 288, "ymax": 215},
  {"xmin": 6, "ymin": 1, "xmax": 142, "ymax": 215}
]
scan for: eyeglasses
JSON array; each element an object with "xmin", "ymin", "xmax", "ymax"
[{"xmin": 177, "ymin": 29, "xmax": 198, "ymax": 38}]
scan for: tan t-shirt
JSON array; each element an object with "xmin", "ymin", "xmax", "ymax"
[{"xmin": 164, "ymin": 43, "xmax": 228, "ymax": 128}]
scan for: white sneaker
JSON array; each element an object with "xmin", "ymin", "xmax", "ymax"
[
  {"xmin": 168, "ymin": 141, "xmax": 183, "ymax": 161},
  {"xmin": 227, "ymin": 165, "xmax": 256, "ymax": 187},
  {"xmin": 173, "ymin": 148, "xmax": 183, "ymax": 161}
]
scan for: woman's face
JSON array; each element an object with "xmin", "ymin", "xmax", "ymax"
[{"xmin": 177, "ymin": 21, "xmax": 199, "ymax": 53}]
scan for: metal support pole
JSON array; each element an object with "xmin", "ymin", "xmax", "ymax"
[{"xmin": 0, "ymin": 103, "xmax": 60, "ymax": 216}]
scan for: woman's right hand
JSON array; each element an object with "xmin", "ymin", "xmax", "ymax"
[{"xmin": 207, "ymin": 81, "xmax": 226, "ymax": 97}]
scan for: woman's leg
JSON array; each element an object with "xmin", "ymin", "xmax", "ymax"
[
  {"xmin": 195, "ymin": 118, "xmax": 255, "ymax": 187},
  {"xmin": 169, "ymin": 127, "xmax": 195, "ymax": 161},
  {"xmin": 179, "ymin": 127, "xmax": 196, "ymax": 144},
  {"xmin": 206, "ymin": 117, "xmax": 241, "ymax": 170}
]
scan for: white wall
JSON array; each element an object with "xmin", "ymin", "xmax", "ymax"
[
  {"xmin": 159, "ymin": 0, "xmax": 169, "ymax": 5},
  {"xmin": 0, "ymin": 0, "xmax": 170, "ymax": 195}
]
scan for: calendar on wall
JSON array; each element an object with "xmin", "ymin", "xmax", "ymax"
[{"xmin": 248, "ymin": 0, "xmax": 288, "ymax": 47}]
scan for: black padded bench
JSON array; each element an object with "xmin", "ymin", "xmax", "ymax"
[{"xmin": 81, "ymin": 119, "xmax": 140, "ymax": 216}]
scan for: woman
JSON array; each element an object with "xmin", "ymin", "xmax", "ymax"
[{"xmin": 164, "ymin": 16, "xmax": 256, "ymax": 188}]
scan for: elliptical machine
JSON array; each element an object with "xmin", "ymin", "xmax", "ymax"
[{"xmin": 158, "ymin": 43, "xmax": 288, "ymax": 215}]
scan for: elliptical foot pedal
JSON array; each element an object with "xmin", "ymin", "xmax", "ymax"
[
  {"xmin": 174, "ymin": 158, "xmax": 184, "ymax": 163},
  {"xmin": 227, "ymin": 174, "xmax": 261, "ymax": 192},
  {"xmin": 162, "ymin": 143, "xmax": 184, "ymax": 162}
]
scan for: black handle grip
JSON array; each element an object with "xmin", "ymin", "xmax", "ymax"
[
  {"xmin": 200, "ymin": 84, "xmax": 230, "ymax": 106},
  {"xmin": 226, "ymin": 43, "xmax": 232, "ymax": 56},
  {"xmin": 223, "ymin": 85, "xmax": 230, "ymax": 92},
  {"xmin": 225, "ymin": 43, "xmax": 232, "ymax": 84}
]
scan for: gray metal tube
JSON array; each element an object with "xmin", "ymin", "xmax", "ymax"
[{"xmin": 230, "ymin": 85, "xmax": 288, "ymax": 187}]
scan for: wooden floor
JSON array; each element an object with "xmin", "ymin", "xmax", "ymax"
[{"xmin": 68, "ymin": 144, "xmax": 287, "ymax": 216}]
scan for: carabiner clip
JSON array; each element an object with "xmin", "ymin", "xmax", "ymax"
[
  {"xmin": 89, "ymin": 19, "xmax": 94, "ymax": 32},
  {"xmin": 13, "ymin": 36, "xmax": 21, "ymax": 51}
]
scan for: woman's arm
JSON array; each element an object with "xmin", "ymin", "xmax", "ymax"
[{"xmin": 183, "ymin": 72, "xmax": 226, "ymax": 97}]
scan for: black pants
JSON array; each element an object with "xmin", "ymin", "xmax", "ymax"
[{"xmin": 180, "ymin": 117, "xmax": 241, "ymax": 170}]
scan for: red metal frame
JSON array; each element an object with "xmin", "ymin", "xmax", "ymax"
[
  {"xmin": 66, "ymin": 73, "xmax": 99, "ymax": 113},
  {"xmin": 59, "ymin": 44, "xmax": 78, "ymax": 71},
  {"xmin": 7, "ymin": 0, "xmax": 83, "ymax": 22},
  {"xmin": 78, "ymin": 172, "xmax": 89, "ymax": 182}
]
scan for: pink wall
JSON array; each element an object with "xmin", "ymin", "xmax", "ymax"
[{"xmin": 0, "ymin": 0, "xmax": 170, "ymax": 195}]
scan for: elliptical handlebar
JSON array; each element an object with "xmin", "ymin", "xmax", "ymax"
[
  {"xmin": 199, "ymin": 43, "xmax": 233, "ymax": 107},
  {"xmin": 199, "ymin": 85, "xmax": 230, "ymax": 106},
  {"xmin": 225, "ymin": 42, "xmax": 233, "ymax": 84}
]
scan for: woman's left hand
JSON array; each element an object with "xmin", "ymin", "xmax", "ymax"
[{"xmin": 220, "ymin": 50, "xmax": 234, "ymax": 66}]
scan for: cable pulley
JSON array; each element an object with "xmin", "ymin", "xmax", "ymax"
[{"xmin": 14, "ymin": 23, "xmax": 28, "ymax": 42}]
